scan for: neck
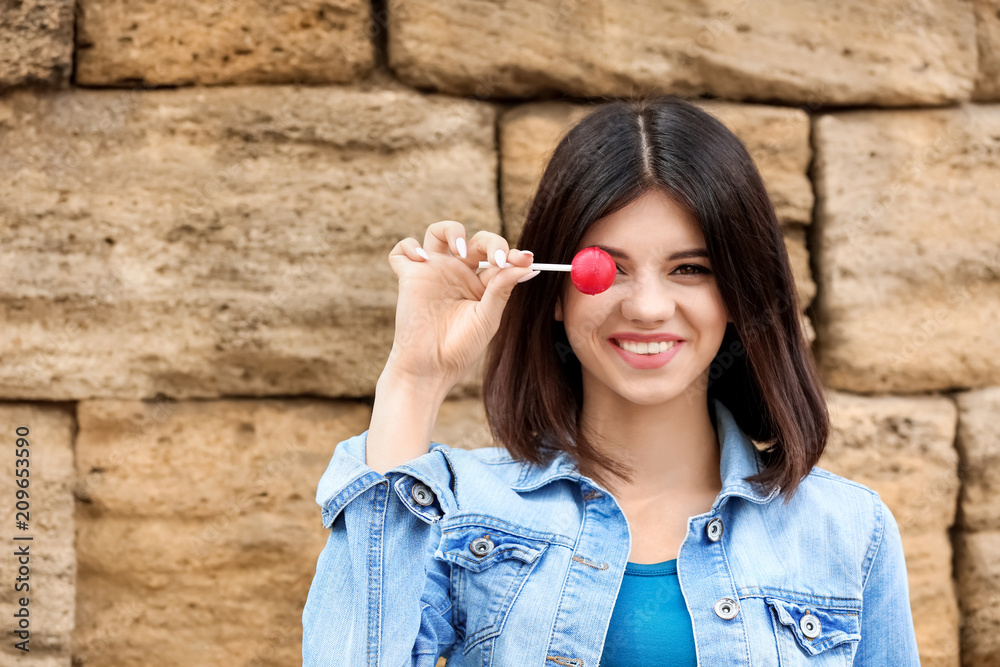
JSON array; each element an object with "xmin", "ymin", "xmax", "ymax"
[{"xmin": 578, "ymin": 391, "xmax": 722, "ymax": 504}]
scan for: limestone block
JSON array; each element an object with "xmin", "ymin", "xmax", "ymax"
[
  {"xmin": 0, "ymin": 87, "xmax": 500, "ymax": 400},
  {"xmin": 498, "ymin": 102, "xmax": 595, "ymax": 243},
  {"xmin": 76, "ymin": 0, "xmax": 373, "ymax": 86},
  {"xmin": 390, "ymin": 0, "xmax": 975, "ymax": 106},
  {"xmin": 499, "ymin": 101, "xmax": 812, "ymax": 238},
  {"xmin": 73, "ymin": 399, "xmax": 371, "ymax": 666},
  {"xmin": 956, "ymin": 531, "xmax": 1000, "ymax": 667},
  {"xmin": 975, "ymin": 0, "xmax": 1000, "ymax": 100},
  {"xmin": 0, "ymin": 405, "xmax": 75, "ymax": 662},
  {"xmin": 819, "ymin": 391, "xmax": 960, "ymax": 667},
  {"xmin": 700, "ymin": 102, "xmax": 814, "ymax": 228},
  {"xmin": 0, "ymin": 0, "xmax": 73, "ymax": 89},
  {"xmin": 7, "ymin": 656, "xmax": 71, "ymax": 667},
  {"xmin": 783, "ymin": 226, "xmax": 816, "ymax": 312},
  {"xmin": 499, "ymin": 103, "xmax": 594, "ymax": 241},
  {"xmin": 956, "ymin": 387, "xmax": 1000, "ymax": 532},
  {"xmin": 799, "ymin": 310, "xmax": 815, "ymax": 347},
  {"xmin": 813, "ymin": 107, "xmax": 1000, "ymax": 393}
]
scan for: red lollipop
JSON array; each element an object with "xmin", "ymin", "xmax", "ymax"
[
  {"xmin": 478, "ymin": 246, "xmax": 617, "ymax": 295},
  {"xmin": 569, "ymin": 246, "xmax": 617, "ymax": 295}
]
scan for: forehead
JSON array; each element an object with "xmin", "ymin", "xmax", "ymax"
[{"xmin": 577, "ymin": 190, "xmax": 703, "ymax": 251}]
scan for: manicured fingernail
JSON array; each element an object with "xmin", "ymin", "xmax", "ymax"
[
  {"xmin": 494, "ymin": 249, "xmax": 507, "ymax": 268},
  {"xmin": 517, "ymin": 270, "xmax": 541, "ymax": 284},
  {"xmin": 456, "ymin": 237, "xmax": 467, "ymax": 258},
  {"xmin": 521, "ymin": 250, "xmax": 534, "ymax": 257},
  {"xmin": 416, "ymin": 247, "xmax": 429, "ymax": 260}
]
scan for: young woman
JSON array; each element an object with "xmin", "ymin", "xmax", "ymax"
[{"xmin": 302, "ymin": 96, "xmax": 920, "ymax": 666}]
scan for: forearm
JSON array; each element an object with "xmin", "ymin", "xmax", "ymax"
[{"xmin": 366, "ymin": 364, "xmax": 451, "ymax": 474}]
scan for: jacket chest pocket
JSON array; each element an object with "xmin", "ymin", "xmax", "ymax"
[
  {"xmin": 436, "ymin": 522, "xmax": 549, "ymax": 653},
  {"xmin": 766, "ymin": 596, "xmax": 861, "ymax": 666}
]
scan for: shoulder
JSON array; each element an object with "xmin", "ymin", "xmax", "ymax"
[
  {"xmin": 802, "ymin": 465, "xmax": 899, "ymax": 549},
  {"xmin": 454, "ymin": 444, "xmax": 522, "ymax": 465},
  {"xmin": 444, "ymin": 444, "xmax": 529, "ymax": 491},
  {"xmin": 431, "ymin": 444, "xmax": 582, "ymax": 537},
  {"xmin": 435, "ymin": 444, "xmax": 525, "ymax": 479},
  {"xmin": 727, "ymin": 465, "xmax": 896, "ymax": 598},
  {"xmin": 434, "ymin": 443, "xmax": 569, "ymax": 489},
  {"xmin": 786, "ymin": 465, "xmax": 889, "ymax": 523},
  {"xmin": 797, "ymin": 465, "xmax": 894, "ymax": 523},
  {"xmin": 744, "ymin": 465, "xmax": 890, "ymax": 540},
  {"xmin": 770, "ymin": 465, "xmax": 894, "ymax": 567},
  {"xmin": 799, "ymin": 465, "xmax": 882, "ymax": 504}
]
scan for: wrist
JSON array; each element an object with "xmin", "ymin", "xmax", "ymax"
[
  {"xmin": 367, "ymin": 366, "xmax": 450, "ymax": 474},
  {"xmin": 377, "ymin": 362, "xmax": 452, "ymax": 407}
]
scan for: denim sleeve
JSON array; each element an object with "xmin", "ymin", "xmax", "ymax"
[
  {"xmin": 854, "ymin": 497, "xmax": 921, "ymax": 665},
  {"xmin": 302, "ymin": 431, "xmax": 459, "ymax": 666}
]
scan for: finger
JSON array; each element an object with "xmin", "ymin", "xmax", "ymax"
[
  {"xmin": 422, "ymin": 220, "xmax": 467, "ymax": 257},
  {"xmin": 475, "ymin": 264, "xmax": 537, "ymax": 331},
  {"xmin": 387, "ymin": 237, "xmax": 429, "ymax": 276},
  {"xmin": 507, "ymin": 248, "xmax": 534, "ymax": 268},
  {"xmin": 466, "ymin": 230, "xmax": 511, "ymax": 269}
]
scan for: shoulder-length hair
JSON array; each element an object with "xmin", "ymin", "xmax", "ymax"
[{"xmin": 482, "ymin": 95, "xmax": 828, "ymax": 501}]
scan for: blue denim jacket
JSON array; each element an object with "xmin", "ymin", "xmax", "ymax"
[{"xmin": 303, "ymin": 398, "xmax": 920, "ymax": 666}]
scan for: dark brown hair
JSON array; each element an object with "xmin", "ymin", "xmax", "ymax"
[{"xmin": 483, "ymin": 95, "xmax": 828, "ymax": 501}]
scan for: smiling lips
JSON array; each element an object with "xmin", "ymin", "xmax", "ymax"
[
  {"xmin": 609, "ymin": 336, "xmax": 684, "ymax": 369},
  {"xmin": 615, "ymin": 339, "xmax": 679, "ymax": 355}
]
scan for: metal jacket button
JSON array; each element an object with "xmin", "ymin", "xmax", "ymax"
[
  {"xmin": 714, "ymin": 597, "xmax": 739, "ymax": 620},
  {"xmin": 706, "ymin": 518, "xmax": 724, "ymax": 542},
  {"xmin": 800, "ymin": 611, "xmax": 821, "ymax": 639},
  {"xmin": 469, "ymin": 536, "xmax": 494, "ymax": 558},
  {"xmin": 410, "ymin": 482, "xmax": 434, "ymax": 507}
]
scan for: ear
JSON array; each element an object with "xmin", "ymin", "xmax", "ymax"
[{"xmin": 554, "ymin": 296, "xmax": 563, "ymax": 322}]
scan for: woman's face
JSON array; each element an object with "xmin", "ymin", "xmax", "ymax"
[{"xmin": 555, "ymin": 189, "xmax": 731, "ymax": 409}]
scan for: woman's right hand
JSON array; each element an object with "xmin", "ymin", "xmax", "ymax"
[{"xmin": 383, "ymin": 220, "xmax": 539, "ymax": 392}]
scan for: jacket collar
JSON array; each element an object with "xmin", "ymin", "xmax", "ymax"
[
  {"xmin": 510, "ymin": 397, "xmax": 780, "ymax": 507},
  {"xmin": 709, "ymin": 397, "xmax": 781, "ymax": 508}
]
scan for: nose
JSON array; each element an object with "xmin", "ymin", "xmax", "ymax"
[{"xmin": 619, "ymin": 274, "xmax": 676, "ymax": 324}]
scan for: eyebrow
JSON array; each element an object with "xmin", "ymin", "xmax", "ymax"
[{"xmin": 593, "ymin": 245, "xmax": 710, "ymax": 261}]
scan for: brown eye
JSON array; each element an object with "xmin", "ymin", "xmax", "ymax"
[{"xmin": 676, "ymin": 264, "xmax": 711, "ymax": 275}]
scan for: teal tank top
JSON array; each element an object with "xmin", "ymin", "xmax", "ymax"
[{"xmin": 598, "ymin": 558, "xmax": 698, "ymax": 666}]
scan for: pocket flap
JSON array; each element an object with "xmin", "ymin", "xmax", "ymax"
[
  {"xmin": 765, "ymin": 596, "xmax": 861, "ymax": 655},
  {"xmin": 436, "ymin": 523, "xmax": 549, "ymax": 573}
]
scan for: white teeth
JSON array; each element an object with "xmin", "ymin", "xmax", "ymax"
[{"xmin": 616, "ymin": 339, "xmax": 679, "ymax": 355}]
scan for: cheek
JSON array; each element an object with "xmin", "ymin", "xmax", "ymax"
[
  {"xmin": 563, "ymin": 297, "xmax": 618, "ymax": 347},
  {"xmin": 707, "ymin": 285, "xmax": 728, "ymax": 317},
  {"xmin": 689, "ymin": 297, "xmax": 729, "ymax": 336}
]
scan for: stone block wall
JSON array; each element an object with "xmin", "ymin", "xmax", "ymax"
[{"xmin": 1, "ymin": 1, "xmax": 998, "ymax": 665}]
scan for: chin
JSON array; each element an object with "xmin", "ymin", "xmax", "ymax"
[
  {"xmin": 620, "ymin": 394, "xmax": 674, "ymax": 408},
  {"xmin": 583, "ymin": 364, "xmax": 701, "ymax": 409},
  {"xmin": 612, "ymin": 383, "xmax": 687, "ymax": 408}
]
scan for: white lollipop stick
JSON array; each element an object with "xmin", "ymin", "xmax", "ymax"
[
  {"xmin": 477, "ymin": 247, "xmax": 618, "ymax": 295},
  {"xmin": 477, "ymin": 261, "xmax": 571, "ymax": 271}
]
